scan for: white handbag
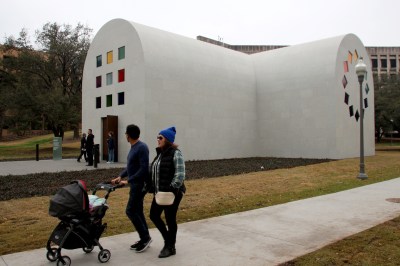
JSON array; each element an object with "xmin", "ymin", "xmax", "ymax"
[{"xmin": 155, "ymin": 191, "xmax": 175, "ymax": 206}]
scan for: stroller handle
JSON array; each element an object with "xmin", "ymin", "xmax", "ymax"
[{"xmin": 92, "ymin": 182, "xmax": 125, "ymax": 199}]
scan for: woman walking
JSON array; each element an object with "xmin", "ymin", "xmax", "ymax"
[{"xmin": 148, "ymin": 126, "xmax": 186, "ymax": 258}]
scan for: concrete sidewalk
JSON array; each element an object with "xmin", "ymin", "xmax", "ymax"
[
  {"xmin": 1, "ymin": 160, "xmax": 400, "ymax": 265},
  {"xmin": 0, "ymin": 159, "xmax": 125, "ymax": 176}
]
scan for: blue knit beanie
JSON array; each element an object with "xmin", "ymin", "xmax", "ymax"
[{"xmin": 159, "ymin": 126, "xmax": 176, "ymax": 143}]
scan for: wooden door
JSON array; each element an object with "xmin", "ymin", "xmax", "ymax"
[{"xmin": 101, "ymin": 115, "xmax": 118, "ymax": 162}]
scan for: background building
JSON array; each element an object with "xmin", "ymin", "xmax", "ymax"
[{"xmin": 197, "ymin": 36, "xmax": 400, "ymax": 78}]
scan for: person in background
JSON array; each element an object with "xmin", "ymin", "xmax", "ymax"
[
  {"xmin": 111, "ymin": 124, "xmax": 152, "ymax": 253},
  {"xmin": 148, "ymin": 126, "xmax": 186, "ymax": 258},
  {"xmin": 107, "ymin": 131, "xmax": 115, "ymax": 163},
  {"xmin": 77, "ymin": 133, "xmax": 87, "ymax": 162},
  {"xmin": 86, "ymin": 129, "xmax": 94, "ymax": 166}
]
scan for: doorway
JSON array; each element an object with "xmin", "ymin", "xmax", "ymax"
[{"xmin": 101, "ymin": 115, "xmax": 118, "ymax": 162}]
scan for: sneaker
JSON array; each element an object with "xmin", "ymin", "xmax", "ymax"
[
  {"xmin": 130, "ymin": 240, "xmax": 141, "ymax": 250},
  {"xmin": 135, "ymin": 238, "xmax": 152, "ymax": 253},
  {"xmin": 158, "ymin": 245, "xmax": 176, "ymax": 258}
]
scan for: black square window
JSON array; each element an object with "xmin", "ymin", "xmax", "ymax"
[
  {"xmin": 371, "ymin": 59, "xmax": 378, "ymax": 68},
  {"xmin": 349, "ymin": 105, "xmax": 354, "ymax": 117},
  {"xmin": 390, "ymin": 59, "xmax": 396, "ymax": 68},
  {"xmin": 381, "ymin": 59, "xmax": 387, "ymax": 68},
  {"xmin": 344, "ymin": 93, "xmax": 349, "ymax": 105},
  {"xmin": 118, "ymin": 92, "xmax": 125, "ymax": 105},
  {"xmin": 96, "ymin": 97, "xmax": 101, "ymax": 109}
]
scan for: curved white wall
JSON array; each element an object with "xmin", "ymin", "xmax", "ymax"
[
  {"xmin": 135, "ymin": 23, "xmax": 257, "ymax": 160},
  {"xmin": 83, "ymin": 19, "xmax": 375, "ymax": 162},
  {"xmin": 83, "ymin": 19, "xmax": 257, "ymax": 161},
  {"xmin": 253, "ymin": 34, "xmax": 374, "ymax": 159}
]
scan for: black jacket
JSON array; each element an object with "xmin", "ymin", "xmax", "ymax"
[{"xmin": 149, "ymin": 147, "xmax": 186, "ymax": 194}]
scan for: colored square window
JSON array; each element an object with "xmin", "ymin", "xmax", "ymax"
[
  {"xmin": 107, "ymin": 51, "xmax": 113, "ymax": 64},
  {"xmin": 106, "ymin": 72, "xmax": 113, "ymax": 85},
  {"xmin": 118, "ymin": 69, "xmax": 125, "ymax": 82},
  {"xmin": 342, "ymin": 75, "xmax": 347, "ymax": 88},
  {"xmin": 96, "ymin": 55, "xmax": 102, "ymax": 67},
  {"xmin": 355, "ymin": 110, "xmax": 360, "ymax": 121},
  {"xmin": 106, "ymin": 94, "xmax": 112, "ymax": 107},
  {"xmin": 365, "ymin": 84, "xmax": 370, "ymax": 94},
  {"xmin": 343, "ymin": 61, "xmax": 348, "ymax": 73},
  {"xmin": 348, "ymin": 52, "xmax": 353, "ymax": 64},
  {"xmin": 96, "ymin": 97, "xmax": 101, "ymax": 109},
  {"xmin": 118, "ymin": 92, "xmax": 125, "ymax": 105},
  {"xmin": 344, "ymin": 92, "xmax": 349, "ymax": 105},
  {"xmin": 118, "ymin": 46, "xmax": 125, "ymax": 60},
  {"xmin": 349, "ymin": 105, "xmax": 354, "ymax": 117},
  {"xmin": 354, "ymin": 50, "xmax": 358, "ymax": 62},
  {"xmin": 96, "ymin": 76, "xmax": 102, "ymax": 88}
]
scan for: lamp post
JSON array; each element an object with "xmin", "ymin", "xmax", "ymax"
[{"xmin": 355, "ymin": 57, "xmax": 368, "ymax": 180}]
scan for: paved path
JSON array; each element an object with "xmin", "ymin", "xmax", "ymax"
[
  {"xmin": 0, "ymin": 159, "xmax": 125, "ymax": 176},
  {"xmin": 1, "ymin": 160, "xmax": 400, "ymax": 265}
]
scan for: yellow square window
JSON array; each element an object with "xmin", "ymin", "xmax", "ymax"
[{"xmin": 107, "ymin": 51, "xmax": 113, "ymax": 64}]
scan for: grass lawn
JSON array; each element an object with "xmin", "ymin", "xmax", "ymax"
[
  {"xmin": 0, "ymin": 137, "xmax": 400, "ymax": 264},
  {"xmin": 0, "ymin": 131, "xmax": 80, "ymax": 161}
]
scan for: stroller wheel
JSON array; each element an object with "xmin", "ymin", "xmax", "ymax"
[
  {"xmin": 83, "ymin": 245, "xmax": 94, "ymax": 253},
  {"xmin": 56, "ymin": 256, "xmax": 71, "ymax": 266},
  {"xmin": 98, "ymin": 249, "xmax": 111, "ymax": 263},
  {"xmin": 46, "ymin": 248, "xmax": 58, "ymax": 262}
]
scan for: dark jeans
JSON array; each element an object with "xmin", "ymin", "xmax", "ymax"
[
  {"xmin": 150, "ymin": 191, "xmax": 183, "ymax": 246},
  {"xmin": 77, "ymin": 149, "xmax": 87, "ymax": 161},
  {"xmin": 86, "ymin": 147, "xmax": 93, "ymax": 165},
  {"xmin": 126, "ymin": 184, "xmax": 150, "ymax": 242}
]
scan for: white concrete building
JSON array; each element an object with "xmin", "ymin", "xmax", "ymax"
[{"xmin": 82, "ymin": 18, "xmax": 375, "ymax": 162}]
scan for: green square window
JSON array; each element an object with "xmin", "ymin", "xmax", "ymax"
[
  {"xmin": 118, "ymin": 46, "xmax": 125, "ymax": 60},
  {"xmin": 106, "ymin": 94, "xmax": 112, "ymax": 107}
]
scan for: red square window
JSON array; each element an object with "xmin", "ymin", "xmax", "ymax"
[
  {"xmin": 343, "ymin": 61, "xmax": 349, "ymax": 73},
  {"xmin": 118, "ymin": 69, "xmax": 125, "ymax": 83}
]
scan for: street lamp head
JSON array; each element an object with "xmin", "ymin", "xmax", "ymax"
[{"xmin": 355, "ymin": 57, "xmax": 367, "ymax": 78}]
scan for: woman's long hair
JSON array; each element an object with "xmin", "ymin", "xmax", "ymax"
[{"xmin": 161, "ymin": 139, "xmax": 179, "ymax": 151}]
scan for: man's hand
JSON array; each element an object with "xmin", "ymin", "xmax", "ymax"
[{"xmin": 111, "ymin": 176, "xmax": 121, "ymax": 185}]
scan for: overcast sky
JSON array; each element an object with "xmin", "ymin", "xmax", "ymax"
[{"xmin": 1, "ymin": 0, "xmax": 398, "ymax": 47}]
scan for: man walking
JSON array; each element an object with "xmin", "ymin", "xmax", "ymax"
[
  {"xmin": 86, "ymin": 129, "xmax": 94, "ymax": 166},
  {"xmin": 112, "ymin": 124, "xmax": 152, "ymax": 252}
]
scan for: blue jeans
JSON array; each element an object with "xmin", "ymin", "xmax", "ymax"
[
  {"xmin": 126, "ymin": 184, "xmax": 150, "ymax": 242},
  {"xmin": 108, "ymin": 148, "xmax": 114, "ymax": 162}
]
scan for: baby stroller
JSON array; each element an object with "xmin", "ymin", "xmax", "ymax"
[{"xmin": 46, "ymin": 180, "xmax": 122, "ymax": 265}]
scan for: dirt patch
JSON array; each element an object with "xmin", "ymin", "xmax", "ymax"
[{"xmin": 0, "ymin": 157, "xmax": 330, "ymax": 201}]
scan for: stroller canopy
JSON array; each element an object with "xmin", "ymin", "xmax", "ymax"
[{"xmin": 49, "ymin": 180, "xmax": 89, "ymax": 218}]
